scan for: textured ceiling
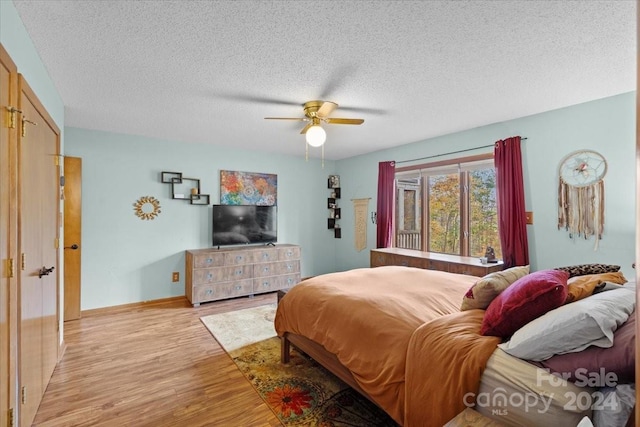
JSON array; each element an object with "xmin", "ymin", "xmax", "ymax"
[{"xmin": 11, "ymin": 0, "xmax": 637, "ymax": 160}]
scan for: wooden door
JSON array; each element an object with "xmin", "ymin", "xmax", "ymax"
[
  {"xmin": 18, "ymin": 75, "xmax": 60, "ymax": 427},
  {"xmin": 63, "ymin": 156, "xmax": 81, "ymax": 321},
  {"xmin": 0, "ymin": 44, "xmax": 18, "ymax": 427}
]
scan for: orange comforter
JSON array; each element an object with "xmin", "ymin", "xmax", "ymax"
[{"xmin": 274, "ymin": 266, "xmax": 500, "ymax": 426}]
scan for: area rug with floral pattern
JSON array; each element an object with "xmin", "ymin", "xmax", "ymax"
[{"xmin": 201, "ymin": 304, "xmax": 397, "ymax": 427}]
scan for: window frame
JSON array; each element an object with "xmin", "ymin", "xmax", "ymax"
[{"xmin": 395, "ymin": 153, "xmax": 496, "ymax": 256}]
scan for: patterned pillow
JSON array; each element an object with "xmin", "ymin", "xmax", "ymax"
[
  {"xmin": 460, "ymin": 265, "xmax": 530, "ymax": 311},
  {"xmin": 554, "ymin": 263, "xmax": 620, "ymax": 278}
]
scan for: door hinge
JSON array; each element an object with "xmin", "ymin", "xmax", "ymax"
[
  {"xmin": 5, "ymin": 106, "xmax": 21, "ymax": 129},
  {"xmin": 20, "ymin": 253, "xmax": 25, "ymax": 271},
  {"xmin": 54, "ymin": 238, "xmax": 59, "ymax": 249},
  {"xmin": 54, "ymin": 155, "xmax": 61, "ymax": 166},
  {"xmin": 8, "ymin": 407, "xmax": 14, "ymax": 427},
  {"xmin": 21, "ymin": 386, "xmax": 26, "ymax": 404},
  {"xmin": 7, "ymin": 259, "xmax": 14, "ymax": 278}
]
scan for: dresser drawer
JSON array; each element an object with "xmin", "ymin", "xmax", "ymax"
[
  {"xmin": 370, "ymin": 252, "xmax": 389, "ymax": 267},
  {"xmin": 278, "ymin": 246, "xmax": 301, "ymax": 261},
  {"xmin": 253, "ymin": 273, "xmax": 300, "ymax": 294},
  {"xmin": 253, "ymin": 260, "xmax": 300, "ymax": 277},
  {"xmin": 423, "ymin": 260, "xmax": 448, "ymax": 271},
  {"xmin": 192, "ymin": 252, "xmax": 225, "ymax": 269},
  {"xmin": 224, "ymin": 251, "xmax": 251, "ymax": 265},
  {"xmin": 275, "ymin": 260, "xmax": 300, "ymax": 275},
  {"xmin": 448, "ymin": 263, "xmax": 500, "ymax": 277},
  {"xmin": 193, "ymin": 280, "xmax": 253, "ymax": 303},
  {"xmin": 251, "ymin": 248, "xmax": 279, "ymax": 263},
  {"xmin": 192, "ymin": 265, "xmax": 252, "ymax": 285}
]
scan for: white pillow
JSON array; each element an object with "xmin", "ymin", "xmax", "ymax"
[{"xmin": 498, "ymin": 282, "xmax": 635, "ymax": 361}]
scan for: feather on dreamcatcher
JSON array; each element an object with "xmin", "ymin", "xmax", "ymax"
[{"xmin": 557, "ymin": 150, "xmax": 607, "ymax": 250}]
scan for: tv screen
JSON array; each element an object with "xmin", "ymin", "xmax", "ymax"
[{"xmin": 212, "ymin": 205, "xmax": 277, "ymax": 246}]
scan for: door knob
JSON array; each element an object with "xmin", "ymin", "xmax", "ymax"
[
  {"xmin": 38, "ymin": 266, "xmax": 55, "ymax": 278},
  {"xmin": 64, "ymin": 244, "xmax": 79, "ymax": 250}
]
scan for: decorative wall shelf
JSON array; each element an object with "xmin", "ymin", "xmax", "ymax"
[
  {"xmin": 327, "ymin": 175, "xmax": 341, "ymax": 239},
  {"xmin": 161, "ymin": 171, "xmax": 210, "ymax": 205}
]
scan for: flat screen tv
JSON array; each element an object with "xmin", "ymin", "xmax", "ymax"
[{"xmin": 212, "ymin": 204, "xmax": 277, "ymax": 246}]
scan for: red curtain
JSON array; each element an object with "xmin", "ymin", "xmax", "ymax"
[
  {"xmin": 376, "ymin": 161, "xmax": 396, "ymax": 248},
  {"xmin": 494, "ymin": 137, "xmax": 529, "ymax": 268}
]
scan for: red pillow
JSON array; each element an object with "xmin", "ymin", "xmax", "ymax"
[{"xmin": 481, "ymin": 270, "xmax": 569, "ymax": 338}]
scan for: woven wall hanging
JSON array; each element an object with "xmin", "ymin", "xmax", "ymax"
[{"xmin": 557, "ymin": 150, "xmax": 607, "ymax": 249}]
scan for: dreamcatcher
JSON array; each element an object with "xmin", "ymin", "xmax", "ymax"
[{"xmin": 557, "ymin": 150, "xmax": 607, "ymax": 249}]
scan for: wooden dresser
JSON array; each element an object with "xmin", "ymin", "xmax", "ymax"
[
  {"xmin": 185, "ymin": 244, "xmax": 301, "ymax": 306},
  {"xmin": 371, "ymin": 247, "xmax": 504, "ymax": 277}
]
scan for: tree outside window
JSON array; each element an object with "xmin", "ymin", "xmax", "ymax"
[{"xmin": 395, "ymin": 156, "xmax": 502, "ymax": 259}]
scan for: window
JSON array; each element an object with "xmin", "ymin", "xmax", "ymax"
[{"xmin": 394, "ymin": 155, "xmax": 502, "ymax": 258}]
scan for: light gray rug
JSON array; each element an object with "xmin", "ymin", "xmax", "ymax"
[{"xmin": 200, "ymin": 303, "xmax": 277, "ymax": 352}]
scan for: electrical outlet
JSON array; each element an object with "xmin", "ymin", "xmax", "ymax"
[{"xmin": 172, "ymin": 272, "xmax": 179, "ymax": 282}]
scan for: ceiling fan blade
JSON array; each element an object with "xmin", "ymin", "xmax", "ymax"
[
  {"xmin": 264, "ymin": 117, "xmax": 307, "ymax": 121},
  {"xmin": 317, "ymin": 101, "xmax": 338, "ymax": 118},
  {"xmin": 324, "ymin": 118, "xmax": 364, "ymax": 125},
  {"xmin": 214, "ymin": 92, "xmax": 301, "ymax": 106},
  {"xmin": 337, "ymin": 106, "xmax": 387, "ymax": 115},
  {"xmin": 300, "ymin": 123, "xmax": 313, "ymax": 134}
]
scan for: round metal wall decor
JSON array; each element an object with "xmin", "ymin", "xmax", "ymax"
[{"xmin": 134, "ymin": 196, "xmax": 161, "ymax": 220}]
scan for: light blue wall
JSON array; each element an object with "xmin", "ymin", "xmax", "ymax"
[
  {"xmin": 0, "ymin": 0, "xmax": 64, "ymax": 127},
  {"xmin": 67, "ymin": 92, "xmax": 635, "ymax": 310},
  {"xmin": 335, "ymin": 92, "xmax": 636, "ymax": 280},
  {"xmin": 64, "ymin": 128, "xmax": 338, "ymax": 309}
]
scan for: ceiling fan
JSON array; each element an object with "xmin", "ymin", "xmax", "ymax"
[{"xmin": 265, "ymin": 100, "xmax": 364, "ymax": 147}]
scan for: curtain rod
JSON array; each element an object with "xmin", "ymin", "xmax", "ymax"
[{"xmin": 396, "ymin": 137, "xmax": 527, "ymax": 165}]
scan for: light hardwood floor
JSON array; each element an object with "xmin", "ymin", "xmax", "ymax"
[{"xmin": 33, "ymin": 293, "xmax": 282, "ymax": 427}]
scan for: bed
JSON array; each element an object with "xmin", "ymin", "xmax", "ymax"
[{"xmin": 274, "ymin": 265, "xmax": 636, "ymax": 427}]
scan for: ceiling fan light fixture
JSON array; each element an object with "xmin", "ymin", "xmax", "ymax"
[{"xmin": 305, "ymin": 124, "xmax": 326, "ymax": 147}]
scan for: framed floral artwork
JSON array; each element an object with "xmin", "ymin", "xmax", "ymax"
[{"xmin": 220, "ymin": 170, "xmax": 277, "ymax": 205}]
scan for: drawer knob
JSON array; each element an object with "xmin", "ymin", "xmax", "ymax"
[
  {"xmin": 236, "ymin": 255, "xmax": 243, "ymax": 261},
  {"xmin": 207, "ymin": 273, "xmax": 213, "ymax": 279},
  {"xmin": 206, "ymin": 258, "xmax": 213, "ymax": 264},
  {"xmin": 235, "ymin": 285, "xmax": 242, "ymax": 290},
  {"xmin": 286, "ymin": 264, "xmax": 292, "ymax": 271},
  {"xmin": 206, "ymin": 289, "xmax": 212, "ymax": 295},
  {"xmin": 263, "ymin": 267, "xmax": 270, "ymax": 272},
  {"xmin": 263, "ymin": 282, "xmax": 270, "ymax": 287},
  {"xmin": 235, "ymin": 269, "xmax": 243, "ymax": 275}
]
